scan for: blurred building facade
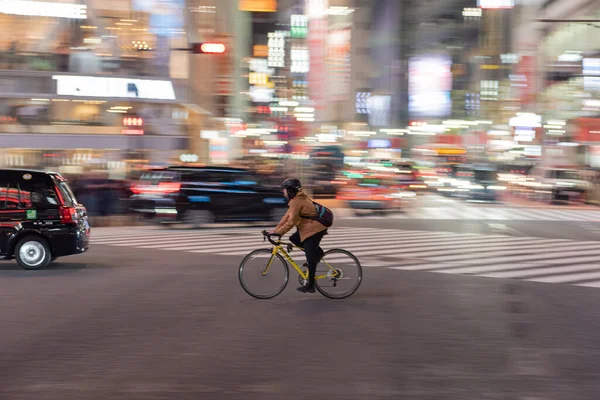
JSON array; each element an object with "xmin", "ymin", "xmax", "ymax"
[{"xmin": 0, "ymin": 0, "xmax": 238, "ymax": 176}]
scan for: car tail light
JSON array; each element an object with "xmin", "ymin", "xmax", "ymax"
[
  {"xmin": 157, "ymin": 182, "xmax": 181, "ymax": 193},
  {"xmin": 131, "ymin": 182, "xmax": 181, "ymax": 195},
  {"xmin": 60, "ymin": 207, "xmax": 78, "ymax": 223}
]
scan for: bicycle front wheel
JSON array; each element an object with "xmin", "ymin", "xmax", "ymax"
[
  {"xmin": 315, "ymin": 249, "xmax": 363, "ymax": 299},
  {"xmin": 239, "ymin": 249, "xmax": 289, "ymax": 299}
]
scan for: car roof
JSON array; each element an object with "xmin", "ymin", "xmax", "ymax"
[
  {"xmin": 0, "ymin": 168, "xmax": 58, "ymax": 175},
  {"xmin": 165, "ymin": 166, "xmax": 248, "ymax": 173}
]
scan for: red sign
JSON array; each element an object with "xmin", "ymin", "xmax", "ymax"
[
  {"xmin": 515, "ymin": 55, "xmax": 535, "ymax": 104},
  {"xmin": 122, "ymin": 129, "xmax": 144, "ymax": 135},
  {"xmin": 435, "ymin": 134, "xmax": 463, "ymax": 145},
  {"xmin": 573, "ymin": 118, "xmax": 600, "ymax": 143}
]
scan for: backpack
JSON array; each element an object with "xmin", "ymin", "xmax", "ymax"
[{"xmin": 302, "ymin": 200, "xmax": 334, "ymax": 227}]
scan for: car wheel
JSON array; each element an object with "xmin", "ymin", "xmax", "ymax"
[
  {"xmin": 270, "ymin": 208, "xmax": 287, "ymax": 222},
  {"xmin": 15, "ymin": 237, "xmax": 52, "ymax": 270},
  {"xmin": 184, "ymin": 210, "xmax": 215, "ymax": 228}
]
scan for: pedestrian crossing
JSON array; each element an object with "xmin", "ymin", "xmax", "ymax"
[
  {"xmin": 92, "ymin": 226, "xmax": 600, "ymax": 289},
  {"xmin": 344, "ymin": 206, "xmax": 600, "ymax": 221}
]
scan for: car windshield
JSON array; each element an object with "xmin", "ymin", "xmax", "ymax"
[
  {"xmin": 473, "ymin": 170, "xmax": 497, "ymax": 182},
  {"xmin": 555, "ymin": 170, "xmax": 580, "ymax": 180}
]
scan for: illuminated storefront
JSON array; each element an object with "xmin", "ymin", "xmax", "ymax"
[{"xmin": 0, "ymin": 0, "xmax": 214, "ymax": 173}]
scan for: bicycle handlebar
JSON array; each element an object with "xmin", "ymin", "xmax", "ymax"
[{"xmin": 262, "ymin": 230, "xmax": 282, "ymax": 246}]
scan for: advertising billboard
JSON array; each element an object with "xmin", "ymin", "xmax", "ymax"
[
  {"xmin": 132, "ymin": 0, "xmax": 185, "ymax": 37},
  {"xmin": 239, "ymin": 0, "xmax": 276, "ymax": 12},
  {"xmin": 409, "ymin": 55, "xmax": 452, "ymax": 118}
]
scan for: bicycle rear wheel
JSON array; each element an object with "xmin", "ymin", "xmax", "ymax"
[
  {"xmin": 315, "ymin": 249, "xmax": 362, "ymax": 299},
  {"xmin": 239, "ymin": 249, "xmax": 289, "ymax": 299}
]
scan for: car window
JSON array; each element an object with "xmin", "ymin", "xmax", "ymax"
[
  {"xmin": 19, "ymin": 180, "xmax": 59, "ymax": 209},
  {"xmin": 204, "ymin": 171, "xmax": 234, "ymax": 184},
  {"xmin": 235, "ymin": 173, "xmax": 259, "ymax": 185},
  {"xmin": 52, "ymin": 176, "xmax": 78, "ymax": 207},
  {"xmin": 0, "ymin": 174, "xmax": 58, "ymax": 210}
]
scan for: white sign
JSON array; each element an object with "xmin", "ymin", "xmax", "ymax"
[
  {"xmin": 306, "ymin": 0, "xmax": 328, "ymax": 20},
  {"xmin": 268, "ymin": 31, "xmax": 287, "ymax": 68},
  {"xmin": 558, "ymin": 53, "xmax": 582, "ymax": 62},
  {"xmin": 583, "ymin": 58, "xmax": 600, "ymax": 91},
  {"xmin": 509, "ymin": 113, "xmax": 541, "ymax": 128},
  {"xmin": 514, "ymin": 127, "xmax": 535, "ymax": 142},
  {"xmin": 478, "ymin": 0, "xmax": 514, "ymax": 8},
  {"xmin": 200, "ymin": 130, "xmax": 219, "ymax": 139},
  {"xmin": 249, "ymin": 87, "xmax": 274, "ymax": 103},
  {"xmin": 0, "ymin": 0, "xmax": 87, "ymax": 19},
  {"xmin": 53, "ymin": 75, "xmax": 176, "ymax": 100},
  {"xmin": 524, "ymin": 145, "xmax": 541, "ymax": 157},
  {"xmin": 290, "ymin": 47, "xmax": 309, "ymax": 73},
  {"xmin": 180, "ymin": 154, "xmax": 199, "ymax": 163}
]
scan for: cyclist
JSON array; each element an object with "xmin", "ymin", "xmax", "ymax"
[{"xmin": 270, "ymin": 178, "xmax": 327, "ymax": 293}]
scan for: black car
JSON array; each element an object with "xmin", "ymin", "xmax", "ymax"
[
  {"xmin": 0, "ymin": 169, "xmax": 90, "ymax": 270},
  {"xmin": 130, "ymin": 166, "xmax": 288, "ymax": 226}
]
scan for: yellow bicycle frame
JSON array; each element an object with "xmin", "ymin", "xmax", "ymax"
[{"xmin": 262, "ymin": 241, "xmax": 340, "ymax": 281}]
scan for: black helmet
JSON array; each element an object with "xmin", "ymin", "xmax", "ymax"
[{"xmin": 281, "ymin": 178, "xmax": 302, "ymax": 199}]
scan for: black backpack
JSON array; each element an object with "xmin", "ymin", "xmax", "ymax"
[{"xmin": 302, "ymin": 200, "xmax": 334, "ymax": 227}]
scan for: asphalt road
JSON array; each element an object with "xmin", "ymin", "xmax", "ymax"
[{"xmin": 2, "ymin": 213, "xmax": 600, "ymax": 399}]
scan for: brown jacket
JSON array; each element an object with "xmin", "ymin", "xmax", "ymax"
[{"xmin": 275, "ymin": 191, "xmax": 327, "ymax": 242}]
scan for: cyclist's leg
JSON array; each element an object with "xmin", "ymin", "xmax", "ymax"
[
  {"xmin": 316, "ymin": 229, "xmax": 327, "ymax": 262},
  {"xmin": 289, "ymin": 231, "xmax": 302, "ymax": 247},
  {"xmin": 303, "ymin": 231, "xmax": 327, "ymax": 284}
]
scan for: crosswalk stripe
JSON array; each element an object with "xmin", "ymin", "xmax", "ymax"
[
  {"xmin": 453, "ymin": 249, "xmax": 600, "ymax": 266},
  {"xmin": 220, "ymin": 236, "xmax": 487, "ymax": 257},
  {"xmin": 431, "ymin": 241, "xmax": 600, "ymax": 262},
  {"xmin": 541, "ymin": 209, "xmax": 577, "ymax": 220},
  {"xmin": 397, "ymin": 239, "xmax": 575, "ymax": 260},
  {"xmin": 337, "ymin": 206, "xmax": 600, "ymax": 222},
  {"xmin": 347, "ymin": 237, "xmax": 558, "ymax": 260},
  {"xmin": 88, "ymin": 225, "xmax": 600, "ymax": 289},
  {"xmin": 153, "ymin": 230, "xmax": 450, "ymax": 252},
  {"xmin": 481, "ymin": 264, "xmax": 600, "ymax": 279},
  {"xmin": 504, "ymin": 208, "xmax": 532, "ymax": 220},
  {"xmin": 91, "ymin": 228, "xmax": 258, "ymax": 239},
  {"xmin": 571, "ymin": 210, "xmax": 600, "ymax": 221},
  {"xmin": 575, "ymin": 280, "xmax": 600, "ymax": 288},
  {"xmin": 530, "ymin": 271, "xmax": 600, "ymax": 284},
  {"xmin": 134, "ymin": 230, "xmax": 465, "ymax": 251}
]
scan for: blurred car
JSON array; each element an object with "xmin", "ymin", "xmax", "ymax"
[
  {"xmin": 392, "ymin": 161, "xmax": 428, "ymax": 192},
  {"xmin": 337, "ymin": 173, "xmax": 415, "ymax": 214},
  {"xmin": 527, "ymin": 167, "xmax": 591, "ymax": 203},
  {"xmin": 129, "ymin": 166, "xmax": 288, "ymax": 227},
  {"xmin": 443, "ymin": 164, "xmax": 504, "ymax": 202},
  {"xmin": 311, "ymin": 162, "xmax": 339, "ymax": 197},
  {"xmin": 497, "ymin": 163, "xmax": 534, "ymax": 194},
  {"xmin": 0, "ymin": 169, "xmax": 89, "ymax": 270}
]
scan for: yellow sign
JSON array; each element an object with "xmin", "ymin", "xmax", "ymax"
[
  {"xmin": 437, "ymin": 148, "xmax": 467, "ymax": 155},
  {"xmin": 253, "ymin": 45, "xmax": 269, "ymax": 57},
  {"xmin": 239, "ymin": 0, "xmax": 276, "ymax": 12}
]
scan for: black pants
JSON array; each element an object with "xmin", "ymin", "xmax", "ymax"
[{"xmin": 290, "ymin": 230, "xmax": 327, "ymax": 283}]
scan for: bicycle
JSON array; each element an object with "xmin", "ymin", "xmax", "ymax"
[{"xmin": 238, "ymin": 230, "xmax": 363, "ymax": 299}]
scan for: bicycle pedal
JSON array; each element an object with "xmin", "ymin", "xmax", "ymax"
[{"xmin": 287, "ymin": 244, "xmax": 293, "ymax": 253}]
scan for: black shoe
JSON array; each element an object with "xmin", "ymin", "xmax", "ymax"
[{"xmin": 297, "ymin": 281, "xmax": 316, "ymax": 293}]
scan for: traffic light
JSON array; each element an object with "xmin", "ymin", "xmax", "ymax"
[{"xmin": 192, "ymin": 43, "xmax": 226, "ymax": 54}]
